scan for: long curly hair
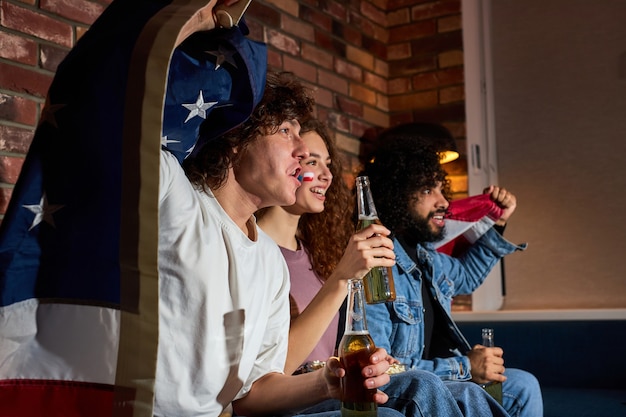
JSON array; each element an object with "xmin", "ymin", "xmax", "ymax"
[
  {"xmin": 297, "ymin": 119, "xmax": 354, "ymax": 281},
  {"xmin": 362, "ymin": 127, "xmax": 451, "ymax": 236},
  {"xmin": 184, "ymin": 71, "xmax": 315, "ymax": 191}
]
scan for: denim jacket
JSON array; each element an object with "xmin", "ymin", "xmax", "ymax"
[{"xmin": 366, "ymin": 228, "xmax": 526, "ymax": 381}]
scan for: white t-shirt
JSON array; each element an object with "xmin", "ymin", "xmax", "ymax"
[{"xmin": 155, "ymin": 150, "xmax": 290, "ymax": 417}]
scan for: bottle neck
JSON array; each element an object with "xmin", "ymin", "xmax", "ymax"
[
  {"xmin": 345, "ymin": 279, "xmax": 369, "ymax": 334},
  {"xmin": 482, "ymin": 328, "xmax": 495, "ymax": 347},
  {"xmin": 356, "ymin": 176, "xmax": 378, "ymax": 220}
]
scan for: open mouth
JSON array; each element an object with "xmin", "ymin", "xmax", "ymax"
[{"xmin": 310, "ymin": 187, "xmax": 326, "ymax": 196}]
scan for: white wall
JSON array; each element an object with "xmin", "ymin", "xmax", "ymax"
[{"xmin": 484, "ymin": 0, "xmax": 626, "ymax": 309}]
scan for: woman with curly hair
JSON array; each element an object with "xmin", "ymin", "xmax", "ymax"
[{"xmin": 256, "ymin": 117, "xmax": 396, "ymax": 375}]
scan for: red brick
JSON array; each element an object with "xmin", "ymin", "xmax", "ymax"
[
  {"xmin": 266, "ymin": 29, "xmax": 299, "ymax": 55},
  {"xmin": 0, "ymin": 124, "xmax": 35, "ymax": 154},
  {"xmin": 300, "ymin": 5, "xmax": 332, "ymax": 32},
  {"xmin": 76, "ymin": 25, "xmax": 89, "ymax": 41},
  {"xmin": 244, "ymin": 18, "xmax": 265, "ymax": 42},
  {"xmin": 388, "ymin": 77, "xmax": 411, "ymax": 94},
  {"xmin": 335, "ymin": 59, "xmax": 362, "ymax": 82},
  {"xmin": 439, "ymin": 85, "xmax": 464, "ymax": 104},
  {"xmin": 439, "ymin": 14, "xmax": 461, "ymax": 33},
  {"xmin": 0, "ymin": 31, "xmax": 37, "ymax": 65},
  {"xmin": 282, "ymin": 13, "xmax": 314, "ymax": 41},
  {"xmin": 350, "ymin": 83, "xmax": 376, "ymax": 106},
  {"xmin": 364, "ymin": 71, "xmax": 387, "ymax": 93},
  {"xmin": 1, "ymin": 2, "xmax": 73, "ymax": 48},
  {"xmin": 316, "ymin": 106, "xmax": 329, "ymax": 124},
  {"xmin": 410, "ymin": 30, "xmax": 463, "ymax": 55},
  {"xmin": 389, "ymin": 55, "xmax": 436, "ymax": 78},
  {"xmin": 326, "ymin": 111, "xmax": 350, "ymax": 132},
  {"xmin": 349, "ymin": 11, "xmax": 388, "ymax": 43},
  {"xmin": 0, "ymin": 155, "xmax": 26, "ymax": 185},
  {"xmin": 40, "ymin": 44, "xmax": 70, "ymax": 72},
  {"xmin": 313, "ymin": 86, "xmax": 333, "ymax": 109},
  {"xmin": 266, "ymin": 49, "xmax": 283, "ymax": 71},
  {"xmin": 412, "ymin": 71, "xmax": 439, "ymax": 91},
  {"xmin": 321, "ymin": 1, "xmax": 346, "ymax": 22},
  {"xmin": 349, "ymin": 118, "xmax": 374, "ymax": 139},
  {"xmin": 389, "ymin": 111, "xmax": 415, "ymax": 126},
  {"xmin": 248, "ymin": 1, "xmax": 281, "ymax": 27},
  {"xmin": 411, "ymin": 102, "xmax": 466, "ymax": 122},
  {"xmin": 362, "ymin": 36, "xmax": 386, "ymax": 60},
  {"xmin": 389, "ymin": 90, "xmax": 438, "ymax": 111},
  {"xmin": 360, "ymin": 2, "xmax": 386, "ymax": 25},
  {"xmin": 317, "ymin": 69, "xmax": 348, "ymax": 95},
  {"xmin": 387, "ymin": 8, "xmax": 411, "ymax": 26},
  {"xmin": 0, "ymin": 61, "xmax": 53, "ymax": 98},
  {"xmin": 411, "ymin": 0, "xmax": 460, "ymax": 21},
  {"xmin": 313, "ymin": 30, "xmax": 346, "ymax": 58},
  {"xmin": 437, "ymin": 67, "xmax": 464, "ymax": 86},
  {"xmin": 335, "ymin": 95, "xmax": 363, "ymax": 118},
  {"xmin": 0, "ymin": 187, "xmax": 13, "ymax": 217},
  {"xmin": 0, "ymin": 93, "xmax": 38, "ymax": 126},
  {"xmin": 301, "ymin": 42, "xmax": 333, "ymax": 69},
  {"xmin": 41, "ymin": 0, "xmax": 104, "ymax": 25},
  {"xmin": 332, "ymin": 21, "xmax": 361, "ymax": 48},
  {"xmin": 283, "ymin": 55, "xmax": 317, "ymax": 82},
  {"xmin": 387, "ymin": 42, "xmax": 411, "ymax": 60},
  {"xmin": 388, "ymin": 20, "xmax": 435, "ymax": 43},
  {"xmin": 388, "ymin": 0, "xmax": 431, "ymax": 10}
]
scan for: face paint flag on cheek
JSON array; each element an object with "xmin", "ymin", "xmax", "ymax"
[{"xmin": 302, "ymin": 172, "xmax": 315, "ymax": 182}]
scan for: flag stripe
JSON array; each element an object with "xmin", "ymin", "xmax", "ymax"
[
  {"xmin": 0, "ymin": 300, "xmax": 119, "ymax": 383},
  {"xmin": 0, "ymin": 380, "xmax": 115, "ymax": 417}
]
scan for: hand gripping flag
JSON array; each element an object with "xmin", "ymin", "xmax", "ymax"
[
  {"xmin": 434, "ymin": 193, "xmax": 504, "ymax": 257},
  {"xmin": 0, "ymin": 0, "xmax": 267, "ymax": 416}
]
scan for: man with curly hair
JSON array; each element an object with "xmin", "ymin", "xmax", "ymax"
[{"xmin": 362, "ymin": 123, "xmax": 543, "ymax": 417}]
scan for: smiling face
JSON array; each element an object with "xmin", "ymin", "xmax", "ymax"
[
  {"xmin": 405, "ymin": 181, "xmax": 450, "ymax": 243},
  {"xmin": 235, "ymin": 119, "xmax": 309, "ymax": 209},
  {"xmin": 285, "ymin": 130, "xmax": 333, "ymax": 216}
]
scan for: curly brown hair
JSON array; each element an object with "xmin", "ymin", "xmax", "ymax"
[
  {"xmin": 296, "ymin": 119, "xmax": 354, "ymax": 281},
  {"xmin": 184, "ymin": 71, "xmax": 315, "ymax": 191},
  {"xmin": 362, "ymin": 124, "xmax": 451, "ymax": 236}
]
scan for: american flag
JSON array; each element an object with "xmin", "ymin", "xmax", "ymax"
[{"xmin": 0, "ymin": 1, "xmax": 267, "ymax": 416}]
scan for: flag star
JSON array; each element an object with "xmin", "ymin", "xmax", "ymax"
[
  {"xmin": 205, "ymin": 45, "xmax": 238, "ymax": 70},
  {"xmin": 185, "ymin": 144, "xmax": 196, "ymax": 158},
  {"xmin": 23, "ymin": 193, "xmax": 64, "ymax": 231},
  {"xmin": 161, "ymin": 135, "xmax": 180, "ymax": 147},
  {"xmin": 182, "ymin": 92, "xmax": 217, "ymax": 123}
]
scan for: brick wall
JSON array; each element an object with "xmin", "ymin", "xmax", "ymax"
[{"xmin": 0, "ymin": 0, "xmax": 468, "ymax": 222}]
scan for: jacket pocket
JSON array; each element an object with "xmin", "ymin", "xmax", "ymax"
[{"xmin": 389, "ymin": 299, "xmax": 422, "ymax": 359}]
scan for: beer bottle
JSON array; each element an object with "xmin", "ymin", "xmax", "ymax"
[
  {"xmin": 338, "ymin": 279, "xmax": 378, "ymax": 417},
  {"xmin": 355, "ymin": 176, "xmax": 396, "ymax": 304},
  {"xmin": 479, "ymin": 328, "xmax": 503, "ymax": 404}
]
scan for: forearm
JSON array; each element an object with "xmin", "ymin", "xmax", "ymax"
[
  {"xmin": 233, "ymin": 371, "xmax": 329, "ymax": 417},
  {"xmin": 285, "ymin": 277, "xmax": 347, "ymax": 374}
]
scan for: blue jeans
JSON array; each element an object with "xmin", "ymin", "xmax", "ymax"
[
  {"xmin": 502, "ymin": 368, "xmax": 543, "ymax": 417},
  {"xmin": 444, "ymin": 380, "xmax": 509, "ymax": 416},
  {"xmin": 294, "ymin": 409, "xmax": 404, "ymax": 417},
  {"xmin": 293, "ymin": 369, "xmax": 510, "ymax": 417}
]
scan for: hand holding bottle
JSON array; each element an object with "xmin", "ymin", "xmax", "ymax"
[
  {"xmin": 355, "ymin": 176, "xmax": 396, "ymax": 304},
  {"xmin": 330, "ymin": 223, "xmax": 395, "ymax": 285},
  {"xmin": 467, "ymin": 344, "xmax": 506, "ymax": 384}
]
